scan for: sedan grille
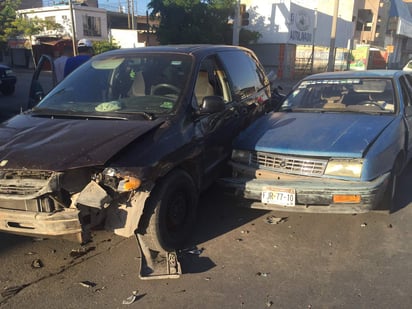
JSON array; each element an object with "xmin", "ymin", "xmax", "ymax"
[{"xmin": 251, "ymin": 152, "xmax": 327, "ymax": 176}]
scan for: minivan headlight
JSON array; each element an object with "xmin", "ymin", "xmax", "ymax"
[
  {"xmin": 325, "ymin": 159, "xmax": 363, "ymax": 178},
  {"xmin": 231, "ymin": 149, "xmax": 251, "ymax": 164}
]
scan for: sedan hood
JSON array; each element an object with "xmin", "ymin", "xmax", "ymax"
[
  {"xmin": 234, "ymin": 112, "xmax": 395, "ymax": 157},
  {"xmin": 0, "ymin": 115, "xmax": 164, "ymax": 170}
]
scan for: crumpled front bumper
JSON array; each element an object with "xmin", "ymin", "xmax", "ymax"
[
  {"xmin": 218, "ymin": 171, "xmax": 391, "ymax": 214},
  {"xmin": 0, "ymin": 208, "xmax": 81, "ymax": 238}
]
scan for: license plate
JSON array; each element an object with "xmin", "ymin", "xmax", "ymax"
[{"xmin": 261, "ymin": 187, "xmax": 296, "ymax": 206}]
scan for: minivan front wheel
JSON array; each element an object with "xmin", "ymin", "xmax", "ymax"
[
  {"xmin": 380, "ymin": 154, "xmax": 403, "ymax": 211},
  {"xmin": 139, "ymin": 169, "xmax": 198, "ymax": 252}
]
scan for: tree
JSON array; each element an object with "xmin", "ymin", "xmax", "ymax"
[
  {"xmin": 148, "ymin": 0, "xmax": 259, "ymax": 45},
  {"xmin": 5, "ymin": 15, "xmax": 63, "ymax": 67},
  {"xmin": 93, "ymin": 39, "xmax": 121, "ymax": 55},
  {"xmin": 0, "ymin": 0, "xmax": 21, "ymax": 49}
]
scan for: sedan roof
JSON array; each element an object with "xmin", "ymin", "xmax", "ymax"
[{"xmin": 302, "ymin": 70, "xmax": 407, "ymax": 80}]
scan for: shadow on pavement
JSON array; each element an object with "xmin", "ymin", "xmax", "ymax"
[{"xmin": 392, "ymin": 161, "xmax": 412, "ymax": 213}]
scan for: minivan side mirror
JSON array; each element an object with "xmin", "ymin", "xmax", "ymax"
[{"xmin": 197, "ymin": 96, "xmax": 225, "ymax": 115}]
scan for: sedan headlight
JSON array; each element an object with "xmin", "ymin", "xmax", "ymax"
[
  {"xmin": 324, "ymin": 159, "xmax": 363, "ymax": 178},
  {"xmin": 231, "ymin": 149, "xmax": 252, "ymax": 164}
]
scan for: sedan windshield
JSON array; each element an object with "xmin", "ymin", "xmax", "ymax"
[
  {"xmin": 280, "ymin": 78, "xmax": 395, "ymax": 113},
  {"xmin": 35, "ymin": 53, "xmax": 193, "ymax": 118}
]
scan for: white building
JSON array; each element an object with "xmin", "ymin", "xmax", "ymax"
[
  {"xmin": 17, "ymin": 4, "xmax": 108, "ymax": 44},
  {"xmin": 240, "ymin": 0, "xmax": 355, "ymax": 78}
]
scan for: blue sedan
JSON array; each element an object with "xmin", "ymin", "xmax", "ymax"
[{"xmin": 220, "ymin": 70, "xmax": 412, "ymax": 213}]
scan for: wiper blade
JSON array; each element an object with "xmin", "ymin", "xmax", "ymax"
[
  {"xmin": 132, "ymin": 111, "xmax": 155, "ymax": 120},
  {"xmin": 31, "ymin": 109, "xmax": 128, "ymax": 120},
  {"xmin": 110, "ymin": 110, "xmax": 156, "ymax": 120},
  {"xmin": 279, "ymin": 107, "xmax": 293, "ymax": 112}
]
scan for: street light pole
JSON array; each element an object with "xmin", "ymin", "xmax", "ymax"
[
  {"xmin": 327, "ymin": 0, "xmax": 339, "ymax": 72},
  {"xmin": 69, "ymin": 0, "xmax": 77, "ymax": 56},
  {"xmin": 232, "ymin": 0, "xmax": 240, "ymax": 46},
  {"xmin": 131, "ymin": 0, "xmax": 135, "ymax": 30},
  {"xmin": 310, "ymin": 9, "xmax": 317, "ymax": 73}
]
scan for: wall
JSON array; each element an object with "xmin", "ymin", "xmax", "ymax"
[
  {"xmin": 110, "ymin": 29, "xmax": 144, "ymax": 48},
  {"xmin": 243, "ymin": 0, "xmax": 355, "ymax": 48}
]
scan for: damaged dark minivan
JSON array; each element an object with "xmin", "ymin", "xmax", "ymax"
[{"xmin": 0, "ymin": 45, "xmax": 271, "ymax": 257}]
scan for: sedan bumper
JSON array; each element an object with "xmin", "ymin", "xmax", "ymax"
[
  {"xmin": 0, "ymin": 76, "xmax": 17, "ymax": 85},
  {"xmin": 218, "ymin": 168, "xmax": 390, "ymax": 214}
]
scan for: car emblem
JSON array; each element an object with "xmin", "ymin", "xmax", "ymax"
[{"xmin": 279, "ymin": 159, "xmax": 286, "ymax": 168}]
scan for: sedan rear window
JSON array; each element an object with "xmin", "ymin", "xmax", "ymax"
[{"xmin": 281, "ymin": 78, "xmax": 395, "ymax": 113}]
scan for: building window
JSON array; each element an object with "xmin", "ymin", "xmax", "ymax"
[{"xmin": 83, "ymin": 15, "xmax": 101, "ymax": 37}]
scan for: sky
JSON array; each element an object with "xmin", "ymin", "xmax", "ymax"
[{"xmin": 98, "ymin": 0, "xmax": 151, "ymax": 15}]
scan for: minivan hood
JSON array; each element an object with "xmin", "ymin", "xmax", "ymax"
[
  {"xmin": 0, "ymin": 115, "xmax": 164, "ymax": 170},
  {"xmin": 234, "ymin": 112, "xmax": 395, "ymax": 157}
]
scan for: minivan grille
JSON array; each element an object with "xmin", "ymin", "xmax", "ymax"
[{"xmin": 251, "ymin": 152, "xmax": 327, "ymax": 176}]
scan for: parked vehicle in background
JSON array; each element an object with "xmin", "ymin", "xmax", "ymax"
[
  {"xmin": 403, "ymin": 59, "xmax": 412, "ymax": 71},
  {"xmin": 0, "ymin": 64, "xmax": 17, "ymax": 96},
  {"xmin": 0, "ymin": 45, "xmax": 271, "ymax": 276},
  {"xmin": 220, "ymin": 70, "xmax": 412, "ymax": 214}
]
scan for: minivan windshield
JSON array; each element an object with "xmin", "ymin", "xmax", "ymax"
[{"xmin": 35, "ymin": 53, "xmax": 193, "ymax": 118}]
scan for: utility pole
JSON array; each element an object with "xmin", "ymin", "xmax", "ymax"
[
  {"xmin": 127, "ymin": 0, "xmax": 131, "ymax": 29},
  {"xmin": 310, "ymin": 9, "xmax": 318, "ymax": 73},
  {"xmin": 69, "ymin": 0, "xmax": 77, "ymax": 56},
  {"xmin": 327, "ymin": 0, "xmax": 339, "ymax": 72},
  {"xmin": 232, "ymin": 0, "xmax": 240, "ymax": 46},
  {"xmin": 131, "ymin": 0, "xmax": 135, "ymax": 30}
]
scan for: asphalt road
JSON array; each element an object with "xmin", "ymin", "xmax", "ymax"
[{"xmin": 0, "ymin": 70, "xmax": 411, "ymax": 308}]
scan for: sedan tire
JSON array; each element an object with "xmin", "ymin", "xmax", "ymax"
[{"xmin": 1, "ymin": 85, "xmax": 15, "ymax": 96}]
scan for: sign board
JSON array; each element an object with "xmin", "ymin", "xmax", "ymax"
[{"xmin": 349, "ymin": 45, "xmax": 369, "ymax": 70}]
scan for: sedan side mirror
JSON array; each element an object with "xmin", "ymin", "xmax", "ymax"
[{"xmin": 197, "ymin": 96, "xmax": 225, "ymax": 115}]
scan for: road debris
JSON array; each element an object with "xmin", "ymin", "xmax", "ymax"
[
  {"xmin": 79, "ymin": 281, "xmax": 96, "ymax": 288},
  {"xmin": 69, "ymin": 246, "xmax": 96, "ymax": 259},
  {"xmin": 136, "ymin": 234, "xmax": 181, "ymax": 279},
  {"xmin": 31, "ymin": 258, "xmax": 43, "ymax": 269},
  {"xmin": 265, "ymin": 215, "xmax": 288, "ymax": 225},
  {"xmin": 360, "ymin": 223, "xmax": 367, "ymax": 227},
  {"xmin": 1, "ymin": 284, "xmax": 29, "ymax": 298},
  {"xmin": 181, "ymin": 247, "xmax": 204, "ymax": 255},
  {"xmin": 266, "ymin": 300, "xmax": 274, "ymax": 307},
  {"xmin": 122, "ymin": 290, "xmax": 139, "ymax": 305},
  {"xmin": 256, "ymin": 272, "xmax": 270, "ymax": 277},
  {"xmin": 265, "ymin": 294, "xmax": 274, "ymax": 307}
]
